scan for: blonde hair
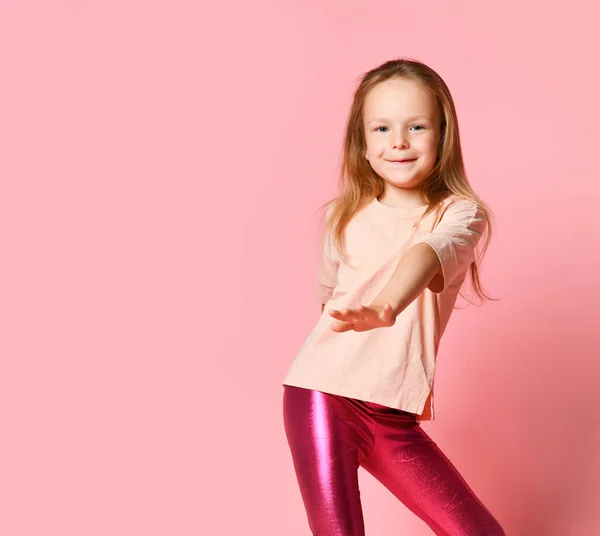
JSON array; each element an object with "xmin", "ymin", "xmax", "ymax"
[{"xmin": 318, "ymin": 57, "xmax": 497, "ymax": 305}]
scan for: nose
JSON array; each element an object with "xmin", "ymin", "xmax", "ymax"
[{"xmin": 391, "ymin": 129, "xmax": 408, "ymax": 149}]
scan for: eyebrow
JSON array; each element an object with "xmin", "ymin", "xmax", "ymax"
[{"xmin": 367, "ymin": 115, "xmax": 431, "ymax": 124}]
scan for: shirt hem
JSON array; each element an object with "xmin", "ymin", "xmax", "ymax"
[{"xmin": 282, "ymin": 378, "xmax": 434, "ymax": 420}]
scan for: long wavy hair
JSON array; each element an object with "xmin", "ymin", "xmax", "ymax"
[{"xmin": 318, "ymin": 57, "xmax": 497, "ymax": 305}]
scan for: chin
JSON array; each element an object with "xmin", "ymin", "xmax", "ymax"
[{"xmin": 382, "ymin": 175, "xmax": 427, "ymax": 188}]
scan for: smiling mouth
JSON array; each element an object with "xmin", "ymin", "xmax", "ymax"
[{"xmin": 388, "ymin": 159, "xmax": 417, "ymax": 164}]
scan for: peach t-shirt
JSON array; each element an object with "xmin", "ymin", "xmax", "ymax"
[{"xmin": 282, "ymin": 194, "xmax": 487, "ymax": 421}]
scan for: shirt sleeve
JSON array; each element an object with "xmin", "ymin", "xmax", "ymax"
[
  {"xmin": 316, "ymin": 207, "xmax": 341, "ymax": 304},
  {"xmin": 415, "ymin": 198, "xmax": 487, "ymax": 294}
]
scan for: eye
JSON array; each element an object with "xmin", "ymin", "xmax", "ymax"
[{"xmin": 374, "ymin": 125, "xmax": 425, "ymax": 133}]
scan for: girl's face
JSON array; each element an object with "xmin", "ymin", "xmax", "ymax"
[{"xmin": 363, "ymin": 77, "xmax": 441, "ymax": 198}]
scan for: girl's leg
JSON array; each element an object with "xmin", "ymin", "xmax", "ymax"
[
  {"xmin": 360, "ymin": 406, "xmax": 505, "ymax": 536},
  {"xmin": 283, "ymin": 386, "xmax": 372, "ymax": 536}
]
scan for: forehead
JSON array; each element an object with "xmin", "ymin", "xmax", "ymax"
[{"xmin": 363, "ymin": 77, "xmax": 437, "ymax": 121}]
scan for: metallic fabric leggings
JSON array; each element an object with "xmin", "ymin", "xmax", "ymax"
[{"xmin": 283, "ymin": 385, "xmax": 505, "ymax": 536}]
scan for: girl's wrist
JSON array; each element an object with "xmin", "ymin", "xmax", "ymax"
[{"xmin": 369, "ymin": 300, "xmax": 400, "ymax": 320}]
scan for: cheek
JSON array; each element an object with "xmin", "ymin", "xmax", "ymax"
[
  {"xmin": 417, "ymin": 137, "xmax": 439, "ymax": 157},
  {"xmin": 367, "ymin": 139, "xmax": 387, "ymax": 154}
]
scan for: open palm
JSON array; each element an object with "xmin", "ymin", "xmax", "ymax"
[{"xmin": 329, "ymin": 304, "xmax": 395, "ymax": 332}]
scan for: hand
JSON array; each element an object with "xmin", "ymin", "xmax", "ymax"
[{"xmin": 328, "ymin": 304, "xmax": 396, "ymax": 332}]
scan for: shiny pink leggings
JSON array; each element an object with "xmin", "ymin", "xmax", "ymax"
[{"xmin": 283, "ymin": 385, "xmax": 505, "ymax": 536}]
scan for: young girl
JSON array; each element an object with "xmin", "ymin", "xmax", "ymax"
[{"xmin": 282, "ymin": 59, "xmax": 506, "ymax": 536}]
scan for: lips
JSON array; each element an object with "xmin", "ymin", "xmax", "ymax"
[{"xmin": 389, "ymin": 158, "xmax": 416, "ymax": 163}]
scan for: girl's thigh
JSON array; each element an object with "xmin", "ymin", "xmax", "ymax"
[
  {"xmin": 360, "ymin": 418, "xmax": 505, "ymax": 536},
  {"xmin": 282, "ymin": 386, "xmax": 372, "ymax": 536}
]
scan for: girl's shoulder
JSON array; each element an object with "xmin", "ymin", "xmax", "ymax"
[
  {"xmin": 439, "ymin": 193, "xmax": 481, "ymax": 212},
  {"xmin": 442, "ymin": 192, "xmax": 472, "ymax": 204}
]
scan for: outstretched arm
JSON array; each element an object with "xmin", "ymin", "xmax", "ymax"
[
  {"xmin": 322, "ymin": 243, "xmax": 440, "ymax": 319},
  {"xmin": 328, "ymin": 198, "xmax": 486, "ymax": 332},
  {"xmin": 371, "ymin": 242, "xmax": 441, "ymax": 319},
  {"xmin": 327, "ymin": 242, "xmax": 440, "ymax": 332}
]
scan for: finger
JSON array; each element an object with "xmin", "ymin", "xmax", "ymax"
[
  {"xmin": 356, "ymin": 305, "xmax": 371, "ymax": 321},
  {"xmin": 331, "ymin": 308, "xmax": 358, "ymax": 321},
  {"xmin": 341, "ymin": 308, "xmax": 358, "ymax": 319},
  {"xmin": 331, "ymin": 321, "xmax": 354, "ymax": 332},
  {"xmin": 382, "ymin": 304, "xmax": 394, "ymax": 324}
]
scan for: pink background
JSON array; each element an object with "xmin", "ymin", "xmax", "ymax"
[{"xmin": 1, "ymin": 1, "xmax": 599, "ymax": 535}]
